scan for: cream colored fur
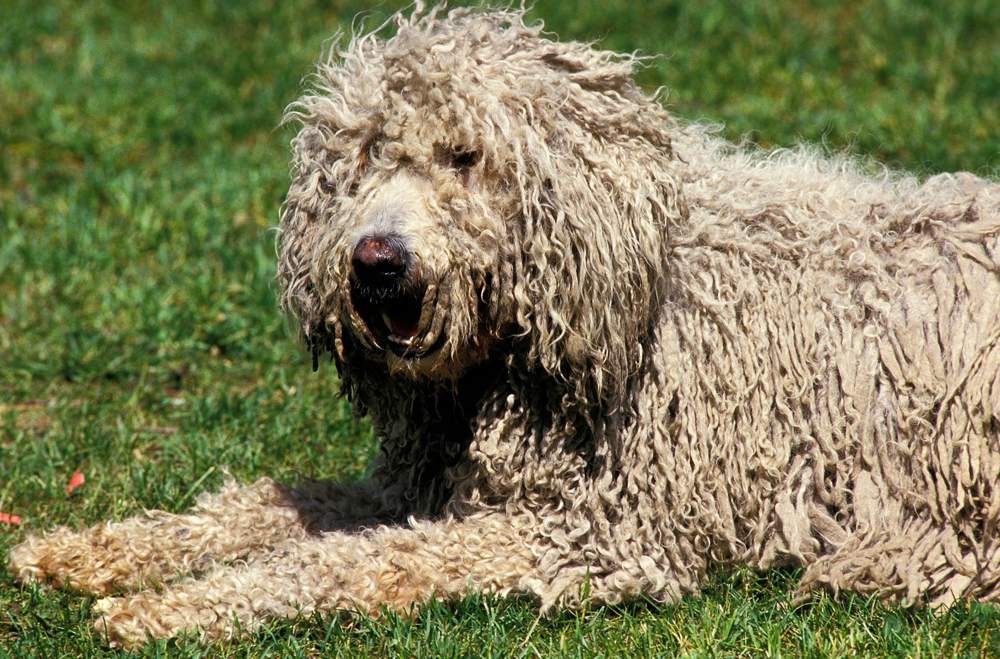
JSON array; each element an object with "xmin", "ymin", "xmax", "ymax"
[{"xmin": 8, "ymin": 5, "xmax": 1000, "ymax": 647}]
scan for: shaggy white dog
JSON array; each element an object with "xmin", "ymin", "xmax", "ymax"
[{"xmin": 9, "ymin": 5, "xmax": 1000, "ymax": 647}]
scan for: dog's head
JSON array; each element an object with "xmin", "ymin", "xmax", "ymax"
[{"xmin": 278, "ymin": 5, "xmax": 686, "ymax": 403}]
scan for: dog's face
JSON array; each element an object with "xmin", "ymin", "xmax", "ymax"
[
  {"xmin": 281, "ymin": 47, "xmax": 518, "ymax": 379},
  {"xmin": 279, "ymin": 8, "xmax": 685, "ymax": 398},
  {"xmin": 336, "ymin": 170, "xmax": 497, "ymax": 377}
]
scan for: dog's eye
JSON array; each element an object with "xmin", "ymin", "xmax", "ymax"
[
  {"xmin": 319, "ymin": 175, "xmax": 337, "ymax": 194},
  {"xmin": 450, "ymin": 149, "xmax": 480, "ymax": 170}
]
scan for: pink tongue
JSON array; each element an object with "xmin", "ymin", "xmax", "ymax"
[{"xmin": 384, "ymin": 311, "xmax": 419, "ymax": 339}]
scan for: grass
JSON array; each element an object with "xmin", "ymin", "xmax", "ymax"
[{"xmin": 1, "ymin": 0, "xmax": 998, "ymax": 655}]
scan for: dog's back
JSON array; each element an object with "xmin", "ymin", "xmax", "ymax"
[{"xmin": 656, "ymin": 127, "xmax": 1000, "ymax": 603}]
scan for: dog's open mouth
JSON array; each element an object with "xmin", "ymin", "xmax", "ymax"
[{"xmin": 350, "ymin": 282, "xmax": 442, "ymax": 358}]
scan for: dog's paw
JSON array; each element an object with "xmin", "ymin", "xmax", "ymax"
[
  {"xmin": 93, "ymin": 595, "xmax": 162, "ymax": 649},
  {"xmin": 93, "ymin": 596, "xmax": 136, "ymax": 648},
  {"xmin": 8, "ymin": 528, "xmax": 109, "ymax": 592},
  {"xmin": 93, "ymin": 595, "xmax": 166, "ymax": 649},
  {"xmin": 8, "ymin": 525, "xmax": 148, "ymax": 595},
  {"xmin": 93, "ymin": 591, "xmax": 223, "ymax": 648},
  {"xmin": 7, "ymin": 534, "xmax": 51, "ymax": 586}
]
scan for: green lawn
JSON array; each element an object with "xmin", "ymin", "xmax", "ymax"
[{"xmin": 1, "ymin": 1, "xmax": 998, "ymax": 655}]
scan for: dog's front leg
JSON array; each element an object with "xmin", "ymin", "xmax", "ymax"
[
  {"xmin": 92, "ymin": 514, "xmax": 537, "ymax": 647},
  {"xmin": 8, "ymin": 477, "xmax": 391, "ymax": 595}
]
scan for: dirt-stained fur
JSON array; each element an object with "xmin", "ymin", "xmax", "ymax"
[{"xmin": 9, "ymin": 5, "xmax": 1000, "ymax": 647}]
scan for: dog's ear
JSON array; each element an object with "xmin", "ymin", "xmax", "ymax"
[
  {"xmin": 506, "ymin": 48, "xmax": 687, "ymax": 406},
  {"xmin": 276, "ymin": 125, "xmax": 353, "ymax": 372},
  {"xmin": 276, "ymin": 188, "xmax": 331, "ymax": 368}
]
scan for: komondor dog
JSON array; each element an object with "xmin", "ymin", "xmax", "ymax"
[{"xmin": 9, "ymin": 5, "xmax": 1000, "ymax": 647}]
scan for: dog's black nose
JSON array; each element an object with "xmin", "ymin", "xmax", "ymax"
[{"xmin": 352, "ymin": 234, "xmax": 408, "ymax": 285}]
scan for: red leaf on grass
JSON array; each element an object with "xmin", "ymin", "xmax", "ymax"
[
  {"xmin": 0, "ymin": 512, "xmax": 21, "ymax": 525},
  {"xmin": 66, "ymin": 469, "xmax": 85, "ymax": 495}
]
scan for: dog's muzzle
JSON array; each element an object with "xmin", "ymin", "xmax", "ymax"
[{"xmin": 349, "ymin": 233, "xmax": 437, "ymax": 357}]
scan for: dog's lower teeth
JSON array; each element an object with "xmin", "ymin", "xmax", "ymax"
[{"xmin": 381, "ymin": 311, "xmax": 417, "ymax": 345}]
